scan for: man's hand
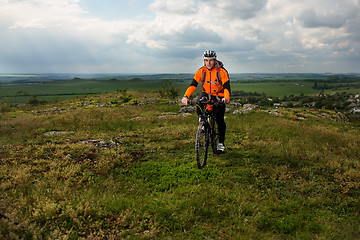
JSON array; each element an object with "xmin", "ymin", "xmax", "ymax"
[
  {"xmin": 182, "ymin": 97, "xmax": 188, "ymax": 105},
  {"xmin": 222, "ymin": 98, "xmax": 230, "ymax": 104}
]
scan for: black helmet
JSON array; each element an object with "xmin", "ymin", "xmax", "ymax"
[{"xmin": 203, "ymin": 50, "xmax": 217, "ymax": 59}]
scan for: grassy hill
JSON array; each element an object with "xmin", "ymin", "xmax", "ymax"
[{"xmin": 1, "ymin": 91, "xmax": 360, "ymax": 239}]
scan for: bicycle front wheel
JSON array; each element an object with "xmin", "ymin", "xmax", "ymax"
[{"xmin": 195, "ymin": 121, "xmax": 209, "ymax": 169}]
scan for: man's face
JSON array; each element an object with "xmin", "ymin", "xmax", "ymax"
[{"xmin": 204, "ymin": 58, "xmax": 216, "ymax": 70}]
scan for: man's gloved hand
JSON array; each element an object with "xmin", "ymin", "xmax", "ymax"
[
  {"xmin": 182, "ymin": 96, "xmax": 188, "ymax": 105},
  {"xmin": 222, "ymin": 98, "xmax": 230, "ymax": 104}
]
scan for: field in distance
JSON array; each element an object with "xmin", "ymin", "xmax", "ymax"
[{"xmin": 1, "ymin": 73, "xmax": 360, "ymax": 104}]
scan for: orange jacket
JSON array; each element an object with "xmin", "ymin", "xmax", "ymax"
[{"xmin": 184, "ymin": 65, "xmax": 230, "ymax": 99}]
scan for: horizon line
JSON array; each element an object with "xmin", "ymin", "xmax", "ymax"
[{"xmin": 1, "ymin": 72, "xmax": 360, "ymax": 76}]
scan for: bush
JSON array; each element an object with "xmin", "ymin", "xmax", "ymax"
[
  {"xmin": 158, "ymin": 81, "xmax": 179, "ymax": 100},
  {"xmin": 28, "ymin": 95, "xmax": 47, "ymax": 105},
  {"xmin": 0, "ymin": 98, "xmax": 11, "ymax": 112},
  {"xmin": 116, "ymin": 89, "xmax": 133, "ymax": 103}
]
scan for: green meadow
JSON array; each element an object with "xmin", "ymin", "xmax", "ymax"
[
  {"xmin": 0, "ymin": 78, "xmax": 167, "ymax": 104},
  {"xmin": 231, "ymin": 81, "xmax": 319, "ymax": 96},
  {"xmin": 2, "ymin": 76, "xmax": 360, "ymax": 105},
  {"xmin": 1, "ymin": 89, "xmax": 360, "ymax": 239}
]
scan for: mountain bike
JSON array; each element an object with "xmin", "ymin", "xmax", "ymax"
[{"xmin": 189, "ymin": 98, "xmax": 223, "ymax": 169}]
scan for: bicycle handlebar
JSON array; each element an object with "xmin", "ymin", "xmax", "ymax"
[{"xmin": 188, "ymin": 98, "xmax": 224, "ymax": 107}]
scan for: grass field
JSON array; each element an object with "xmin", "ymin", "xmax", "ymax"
[
  {"xmin": 0, "ymin": 79, "xmax": 342, "ymax": 104},
  {"xmin": 2, "ymin": 73, "xmax": 360, "ymax": 104},
  {"xmin": 1, "ymin": 91, "xmax": 360, "ymax": 239},
  {"xmin": 231, "ymin": 81, "xmax": 319, "ymax": 96},
  {"xmin": 0, "ymin": 79, "xmax": 169, "ymax": 103}
]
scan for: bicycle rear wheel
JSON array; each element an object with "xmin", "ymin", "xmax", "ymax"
[{"xmin": 195, "ymin": 121, "xmax": 209, "ymax": 169}]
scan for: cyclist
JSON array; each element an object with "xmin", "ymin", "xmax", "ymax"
[{"xmin": 182, "ymin": 50, "xmax": 231, "ymax": 152}]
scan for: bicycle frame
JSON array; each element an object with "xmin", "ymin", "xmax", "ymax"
[
  {"xmin": 189, "ymin": 98, "xmax": 222, "ymax": 168},
  {"xmin": 198, "ymin": 101, "xmax": 217, "ymax": 144}
]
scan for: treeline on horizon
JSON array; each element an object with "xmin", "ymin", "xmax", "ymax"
[{"xmin": 1, "ymin": 73, "xmax": 360, "ymax": 84}]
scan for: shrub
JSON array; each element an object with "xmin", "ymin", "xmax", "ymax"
[{"xmin": 158, "ymin": 81, "xmax": 179, "ymax": 100}]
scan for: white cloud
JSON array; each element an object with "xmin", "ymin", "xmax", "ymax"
[
  {"xmin": 299, "ymin": 8, "xmax": 348, "ymax": 29},
  {"xmin": 216, "ymin": 0, "xmax": 267, "ymax": 19},
  {"xmin": 2, "ymin": 0, "xmax": 86, "ymax": 29},
  {"xmin": 149, "ymin": 0, "xmax": 197, "ymax": 15},
  {"xmin": 0, "ymin": 0, "xmax": 359, "ymax": 73}
]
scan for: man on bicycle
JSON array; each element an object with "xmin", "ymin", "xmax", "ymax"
[{"xmin": 182, "ymin": 50, "xmax": 231, "ymax": 152}]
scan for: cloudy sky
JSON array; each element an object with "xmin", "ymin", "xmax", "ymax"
[{"xmin": 1, "ymin": 0, "xmax": 359, "ymax": 74}]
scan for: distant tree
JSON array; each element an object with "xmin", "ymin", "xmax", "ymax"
[
  {"xmin": 15, "ymin": 90, "xmax": 30, "ymax": 99},
  {"xmin": 28, "ymin": 95, "xmax": 47, "ymax": 105},
  {"xmin": 313, "ymin": 81, "xmax": 318, "ymax": 89}
]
